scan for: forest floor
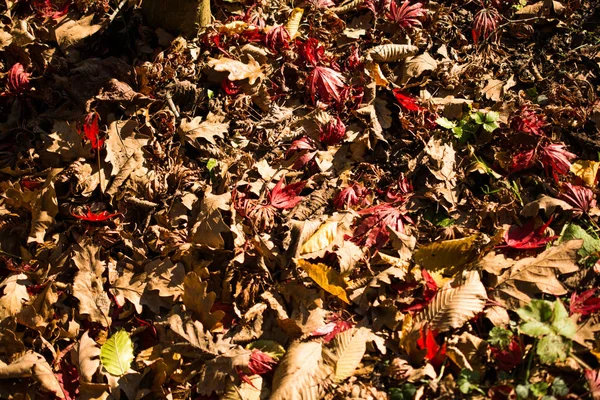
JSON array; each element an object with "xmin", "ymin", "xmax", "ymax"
[{"xmin": 1, "ymin": 0, "xmax": 600, "ymax": 399}]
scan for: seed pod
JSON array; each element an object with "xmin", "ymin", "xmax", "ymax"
[
  {"xmin": 285, "ymin": 8, "xmax": 304, "ymax": 39},
  {"xmin": 367, "ymin": 44, "xmax": 419, "ymax": 63},
  {"xmin": 330, "ymin": 0, "xmax": 364, "ymax": 15}
]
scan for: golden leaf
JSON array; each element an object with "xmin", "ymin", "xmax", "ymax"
[
  {"xmin": 413, "ymin": 235, "xmax": 482, "ymax": 275},
  {"xmin": 285, "ymin": 8, "xmax": 304, "ymax": 39},
  {"xmin": 301, "ymin": 220, "xmax": 338, "ymax": 254},
  {"xmin": 366, "ymin": 63, "xmax": 389, "ymax": 87},
  {"xmin": 571, "ymin": 159, "xmax": 600, "ymax": 187},
  {"xmin": 295, "ymin": 259, "xmax": 350, "ymax": 304}
]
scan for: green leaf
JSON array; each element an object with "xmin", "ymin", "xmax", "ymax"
[
  {"xmin": 483, "ymin": 121, "xmax": 499, "ymax": 133},
  {"xmin": 472, "ymin": 112, "xmax": 485, "ymax": 125},
  {"xmin": 436, "ymin": 117, "xmax": 456, "ymax": 129},
  {"xmin": 559, "ymin": 223, "xmax": 600, "ymax": 258},
  {"xmin": 486, "ymin": 111, "xmax": 500, "ymax": 123},
  {"xmin": 516, "ymin": 384, "xmax": 529, "ymax": 400},
  {"xmin": 537, "ymin": 333, "xmax": 570, "ymax": 364},
  {"xmin": 520, "ymin": 321, "xmax": 553, "ymax": 337},
  {"xmin": 517, "ymin": 299, "xmax": 553, "ymax": 324},
  {"xmin": 247, "ymin": 340, "xmax": 286, "ymax": 361},
  {"xmin": 457, "ymin": 369, "xmax": 482, "ymax": 394},
  {"xmin": 206, "ymin": 89, "xmax": 215, "ymax": 99},
  {"xmin": 206, "ymin": 158, "xmax": 218, "ymax": 172},
  {"xmin": 452, "ymin": 126, "xmax": 463, "ymax": 138},
  {"xmin": 488, "ymin": 327, "xmax": 513, "ymax": 349},
  {"xmin": 530, "ymin": 381, "xmax": 549, "ymax": 397},
  {"xmin": 100, "ymin": 330, "xmax": 135, "ymax": 376},
  {"xmin": 551, "ymin": 377, "xmax": 569, "ymax": 397},
  {"xmin": 551, "ymin": 301, "xmax": 576, "ymax": 339}
]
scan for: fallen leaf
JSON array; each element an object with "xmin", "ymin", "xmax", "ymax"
[
  {"xmin": 54, "ymin": 13, "xmax": 105, "ymax": 49},
  {"xmin": 402, "ymin": 52, "xmax": 437, "ymax": 83},
  {"xmin": 0, "ymin": 352, "xmax": 66, "ymax": 398},
  {"xmin": 571, "ymin": 159, "xmax": 600, "ymax": 187},
  {"xmin": 0, "ymin": 273, "xmax": 30, "ymax": 321},
  {"xmin": 295, "ymin": 259, "xmax": 350, "ymax": 304},
  {"xmin": 482, "ymin": 79, "xmax": 504, "ymax": 102},
  {"xmin": 413, "ymin": 235, "xmax": 482, "ymax": 275},
  {"xmin": 208, "ymin": 55, "xmax": 264, "ymax": 85},
  {"xmin": 183, "ymin": 272, "xmax": 225, "ymax": 330}
]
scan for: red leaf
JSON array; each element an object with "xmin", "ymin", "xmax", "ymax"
[
  {"xmin": 585, "ymin": 369, "xmax": 600, "ymax": 400},
  {"xmin": 222, "ymin": 78, "xmax": 241, "ymax": 95},
  {"xmin": 298, "ymin": 38, "xmax": 325, "ymax": 67},
  {"xmin": 540, "ymin": 143, "xmax": 576, "ymax": 180},
  {"xmin": 509, "ymin": 149, "xmax": 536, "ymax": 173},
  {"xmin": 33, "ymin": 0, "xmax": 71, "ymax": 19},
  {"xmin": 472, "ymin": 6, "xmax": 500, "ymax": 43},
  {"xmin": 490, "ymin": 339, "xmax": 523, "ymax": 371},
  {"xmin": 511, "ymin": 106, "xmax": 546, "ymax": 136},
  {"xmin": 286, "ymin": 136, "xmax": 317, "ymax": 169},
  {"xmin": 387, "ymin": 0, "xmax": 426, "ymax": 28},
  {"xmin": 364, "ymin": 0, "xmax": 391, "ymax": 16},
  {"xmin": 352, "ymin": 203, "xmax": 413, "ymax": 248},
  {"xmin": 72, "ymin": 209, "xmax": 119, "ymax": 222},
  {"xmin": 401, "ymin": 269, "xmax": 438, "ymax": 313},
  {"xmin": 501, "ymin": 219, "xmax": 556, "ymax": 250},
  {"xmin": 392, "ymin": 89, "xmax": 424, "ymax": 112},
  {"xmin": 416, "ymin": 325, "xmax": 446, "ymax": 368},
  {"xmin": 264, "ymin": 25, "xmax": 291, "ymax": 53},
  {"xmin": 334, "ymin": 185, "xmax": 359, "ymax": 210},
  {"xmin": 7, "ymin": 63, "xmax": 31, "ymax": 94},
  {"xmin": 306, "ymin": 66, "xmax": 346, "ymax": 104},
  {"xmin": 79, "ymin": 112, "xmax": 104, "ymax": 150},
  {"xmin": 311, "ymin": 318, "xmax": 353, "ymax": 342},
  {"xmin": 268, "ymin": 178, "xmax": 306, "ymax": 209},
  {"xmin": 248, "ymin": 349, "xmax": 276, "ymax": 375},
  {"xmin": 570, "ymin": 289, "xmax": 600, "ymax": 316},
  {"xmin": 559, "ymin": 182, "xmax": 596, "ymax": 214},
  {"xmin": 319, "ymin": 117, "xmax": 346, "ymax": 146}
]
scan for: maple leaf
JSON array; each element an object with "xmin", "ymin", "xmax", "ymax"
[
  {"xmin": 72, "ymin": 209, "xmax": 119, "ymax": 222},
  {"xmin": 265, "ymin": 25, "xmax": 291, "ymax": 53},
  {"xmin": 511, "ymin": 106, "xmax": 546, "ymax": 136},
  {"xmin": 79, "ymin": 112, "xmax": 104, "ymax": 150},
  {"xmin": 248, "ymin": 349, "xmax": 277, "ymax": 375},
  {"xmin": 472, "ymin": 6, "xmax": 500, "ymax": 43},
  {"xmin": 297, "ymin": 38, "xmax": 325, "ymax": 67},
  {"xmin": 501, "ymin": 219, "xmax": 556, "ymax": 250},
  {"xmin": 559, "ymin": 182, "xmax": 596, "ymax": 215},
  {"xmin": 416, "ymin": 325, "xmax": 446, "ymax": 368},
  {"xmin": 286, "ymin": 136, "xmax": 318, "ymax": 169},
  {"xmin": 306, "ymin": 66, "xmax": 346, "ymax": 104},
  {"xmin": 387, "ymin": 1, "xmax": 426, "ymax": 29},
  {"xmin": 333, "ymin": 184, "xmax": 369, "ymax": 209},
  {"xmin": 392, "ymin": 89, "xmax": 424, "ymax": 112},
  {"xmin": 509, "ymin": 149, "xmax": 536, "ymax": 173},
  {"xmin": 364, "ymin": 0, "xmax": 391, "ymax": 16},
  {"xmin": 319, "ymin": 116, "xmax": 346, "ymax": 146},
  {"xmin": 32, "ymin": 0, "xmax": 71, "ymax": 20},
  {"xmin": 269, "ymin": 178, "xmax": 306, "ymax": 209},
  {"xmin": 490, "ymin": 338, "xmax": 523, "ymax": 371},
  {"xmin": 586, "ymin": 369, "xmax": 600, "ymax": 400},
  {"xmin": 6, "ymin": 63, "xmax": 31, "ymax": 94},
  {"xmin": 541, "ymin": 143, "xmax": 576, "ymax": 180},
  {"xmin": 352, "ymin": 203, "xmax": 413, "ymax": 248},
  {"xmin": 570, "ymin": 289, "xmax": 600, "ymax": 316}
]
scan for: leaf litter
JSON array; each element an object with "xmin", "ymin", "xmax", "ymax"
[{"xmin": 1, "ymin": 0, "xmax": 600, "ymax": 399}]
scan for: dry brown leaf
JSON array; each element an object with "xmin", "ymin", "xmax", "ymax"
[
  {"xmin": 45, "ymin": 121, "xmax": 89, "ymax": 161},
  {"xmin": 17, "ymin": 283, "xmax": 57, "ymax": 329},
  {"xmin": 104, "ymin": 119, "xmax": 148, "ymax": 178},
  {"xmin": 402, "ymin": 52, "xmax": 437, "ymax": 83},
  {"xmin": 179, "ymin": 113, "xmax": 229, "ymax": 147},
  {"xmin": 110, "ymin": 269, "xmax": 146, "ymax": 314},
  {"xmin": 168, "ymin": 314, "xmax": 218, "ymax": 355},
  {"xmin": 0, "ymin": 273, "xmax": 30, "ymax": 321},
  {"xmin": 413, "ymin": 235, "xmax": 482, "ymax": 275},
  {"xmin": 190, "ymin": 189, "xmax": 231, "ymax": 249},
  {"xmin": 208, "ymin": 55, "xmax": 264, "ymax": 85},
  {"xmin": 0, "ymin": 352, "xmax": 66, "ymax": 398},
  {"xmin": 183, "ymin": 272, "xmax": 225, "ymax": 330},
  {"xmin": 27, "ymin": 169, "xmax": 60, "ymax": 244},
  {"xmin": 489, "ymin": 240, "xmax": 582, "ymax": 310},
  {"xmin": 72, "ymin": 242, "xmax": 112, "ymax": 327},
  {"xmin": 74, "ymin": 331, "xmax": 101, "ymax": 383},
  {"xmin": 54, "ymin": 14, "xmax": 105, "ymax": 49},
  {"xmin": 521, "ymin": 195, "xmax": 573, "ymax": 217},
  {"xmin": 482, "ymin": 79, "xmax": 504, "ymax": 102},
  {"xmin": 142, "ymin": 258, "xmax": 185, "ymax": 314},
  {"xmin": 271, "ymin": 341, "xmax": 331, "ymax": 400},
  {"xmin": 197, "ymin": 348, "xmax": 252, "ymax": 395},
  {"xmin": 415, "ymin": 271, "xmax": 487, "ymax": 332}
]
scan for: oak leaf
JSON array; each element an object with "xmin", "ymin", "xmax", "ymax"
[
  {"xmin": 0, "ymin": 273, "xmax": 30, "ymax": 320},
  {"xmin": 190, "ymin": 189, "xmax": 231, "ymax": 249},
  {"xmin": 208, "ymin": 55, "xmax": 264, "ymax": 85},
  {"xmin": 0, "ymin": 352, "xmax": 66, "ymax": 398},
  {"xmin": 142, "ymin": 258, "xmax": 185, "ymax": 314},
  {"xmin": 72, "ymin": 242, "xmax": 111, "ymax": 327},
  {"xmin": 183, "ymin": 272, "xmax": 225, "ymax": 330}
]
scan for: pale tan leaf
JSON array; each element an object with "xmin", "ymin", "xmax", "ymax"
[
  {"xmin": 271, "ymin": 341, "xmax": 331, "ymax": 400},
  {"xmin": 333, "ymin": 327, "xmax": 369, "ymax": 381},
  {"xmin": 285, "ymin": 8, "xmax": 304, "ymax": 38},
  {"xmin": 17, "ymin": 283, "xmax": 57, "ymax": 329},
  {"xmin": 0, "ymin": 352, "xmax": 65, "ymax": 398},
  {"xmin": 415, "ymin": 271, "xmax": 487, "ymax": 332},
  {"xmin": 301, "ymin": 220, "xmax": 338, "ymax": 254},
  {"xmin": 402, "ymin": 52, "xmax": 437, "ymax": 83},
  {"xmin": 54, "ymin": 14, "xmax": 105, "ymax": 49},
  {"xmin": 482, "ymin": 79, "xmax": 504, "ymax": 102},
  {"xmin": 190, "ymin": 189, "xmax": 231, "ymax": 249},
  {"xmin": 0, "ymin": 273, "xmax": 30, "ymax": 320},
  {"xmin": 45, "ymin": 121, "xmax": 89, "ymax": 161},
  {"xmin": 167, "ymin": 314, "xmax": 218, "ymax": 355},
  {"xmin": 179, "ymin": 113, "xmax": 228, "ymax": 147},
  {"xmin": 110, "ymin": 269, "xmax": 146, "ymax": 314},
  {"xmin": 222, "ymin": 374, "xmax": 266, "ymax": 400},
  {"xmin": 208, "ymin": 55, "xmax": 264, "ymax": 85},
  {"xmin": 521, "ymin": 195, "xmax": 573, "ymax": 217},
  {"xmin": 490, "ymin": 240, "xmax": 582, "ymax": 310},
  {"xmin": 367, "ymin": 44, "xmax": 418, "ymax": 63},
  {"xmin": 74, "ymin": 331, "xmax": 101, "ymax": 383},
  {"xmin": 104, "ymin": 119, "xmax": 148, "ymax": 178},
  {"xmin": 72, "ymin": 242, "xmax": 111, "ymax": 327},
  {"xmin": 183, "ymin": 272, "xmax": 225, "ymax": 330},
  {"xmin": 141, "ymin": 258, "xmax": 185, "ymax": 314},
  {"xmin": 27, "ymin": 170, "xmax": 60, "ymax": 244},
  {"xmin": 296, "ymin": 259, "xmax": 350, "ymax": 304},
  {"xmin": 197, "ymin": 348, "xmax": 252, "ymax": 395},
  {"xmin": 413, "ymin": 235, "xmax": 482, "ymax": 275}
]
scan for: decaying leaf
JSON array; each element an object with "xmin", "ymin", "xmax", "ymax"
[
  {"xmin": 0, "ymin": 273, "xmax": 30, "ymax": 321},
  {"xmin": 413, "ymin": 235, "xmax": 483, "ymax": 275},
  {"xmin": 0, "ymin": 352, "xmax": 66, "ymax": 398},
  {"xmin": 208, "ymin": 55, "xmax": 264, "ymax": 85}
]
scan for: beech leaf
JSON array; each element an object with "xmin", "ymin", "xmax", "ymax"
[{"xmin": 100, "ymin": 330, "xmax": 135, "ymax": 376}]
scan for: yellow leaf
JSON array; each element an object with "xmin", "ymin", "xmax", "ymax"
[
  {"xmin": 301, "ymin": 221, "xmax": 338, "ymax": 254},
  {"xmin": 571, "ymin": 160, "xmax": 600, "ymax": 187},
  {"xmin": 413, "ymin": 235, "xmax": 482, "ymax": 275},
  {"xmin": 218, "ymin": 21, "xmax": 249, "ymax": 35},
  {"xmin": 285, "ymin": 8, "xmax": 304, "ymax": 39},
  {"xmin": 295, "ymin": 259, "xmax": 350, "ymax": 304},
  {"xmin": 366, "ymin": 63, "xmax": 389, "ymax": 87}
]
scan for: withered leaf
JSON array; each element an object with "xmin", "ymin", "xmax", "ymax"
[
  {"xmin": 208, "ymin": 55, "xmax": 264, "ymax": 85},
  {"xmin": 190, "ymin": 189, "xmax": 231, "ymax": 249},
  {"xmin": 295, "ymin": 259, "xmax": 350, "ymax": 304},
  {"xmin": 183, "ymin": 272, "xmax": 225, "ymax": 330},
  {"xmin": 0, "ymin": 352, "xmax": 66, "ymax": 398},
  {"xmin": 0, "ymin": 273, "xmax": 30, "ymax": 321}
]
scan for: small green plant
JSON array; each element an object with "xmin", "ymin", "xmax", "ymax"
[
  {"xmin": 488, "ymin": 326, "xmax": 514, "ymax": 349},
  {"xmin": 389, "ymin": 383, "xmax": 417, "ymax": 400},
  {"xmin": 436, "ymin": 110, "xmax": 500, "ymax": 141},
  {"xmin": 516, "ymin": 299, "xmax": 576, "ymax": 365},
  {"xmin": 515, "ymin": 377, "xmax": 569, "ymax": 400},
  {"xmin": 457, "ymin": 369, "xmax": 486, "ymax": 395}
]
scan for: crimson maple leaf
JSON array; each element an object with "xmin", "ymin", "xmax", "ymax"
[
  {"xmin": 511, "ymin": 106, "xmax": 546, "ymax": 136},
  {"xmin": 490, "ymin": 338, "xmax": 523, "ymax": 371},
  {"xmin": 570, "ymin": 289, "xmax": 600, "ymax": 316},
  {"xmin": 364, "ymin": 0, "xmax": 391, "ymax": 16},
  {"xmin": 501, "ymin": 219, "xmax": 556, "ymax": 250},
  {"xmin": 286, "ymin": 136, "xmax": 318, "ymax": 169},
  {"xmin": 333, "ymin": 184, "xmax": 369, "ymax": 210},
  {"xmin": 540, "ymin": 143, "xmax": 576, "ymax": 180},
  {"xmin": 6, "ymin": 63, "xmax": 30, "ymax": 94},
  {"xmin": 352, "ymin": 203, "xmax": 413, "ymax": 248},
  {"xmin": 416, "ymin": 325, "xmax": 446, "ymax": 368},
  {"xmin": 265, "ymin": 25, "xmax": 291, "ymax": 53},
  {"xmin": 559, "ymin": 182, "xmax": 596, "ymax": 215},
  {"xmin": 320, "ymin": 117, "xmax": 346, "ymax": 146},
  {"xmin": 509, "ymin": 149, "xmax": 536, "ymax": 173},
  {"xmin": 306, "ymin": 66, "xmax": 346, "ymax": 104},
  {"xmin": 72, "ymin": 209, "xmax": 119, "ymax": 222},
  {"xmin": 79, "ymin": 112, "xmax": 104, "ymax": 150},
  {"xmin": 586, "ymin": 370, "xmax": 600, "ymax": 400},
  {"xmin": 269, "ymin": 178, "xmax": 306, "ymax": 209},
  {"xmin": 298, "ymin": 38, "xmax": 325, "ymax": 67},
  {"xmin": 392, "ymin": 89, "xmax": 424, "ymax": 112},
  {"xmin": 32, "ymin": 0, "xmax": 71, "ymax": 20},
  {"xmin": 387, "ymin": 0, "xmax": 426, "ymax": 28},
  {"xmin": 472, "ymin": 6, "xmax": 500, "ymax": 43},
  {"xmin": 248, "ymin": 349, "xmax": 277, "ymax": 375}
]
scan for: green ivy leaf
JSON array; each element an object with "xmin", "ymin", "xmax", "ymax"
[
  {"xmin": 486, "ymin": 111, "xmax": 500, "ymax": 123},
  {"xmin": 551, "ymin": 301, "xmax": 576, "ymax": 339},
  {"xmin": 483, "ymin": 121, "xmax": 499, "ymax": 133},
  {"xmin": 559, "ymin": 224, "xmax": 600, "ymax": 258},
  {"xmin": 488, "ymin": 327, "xmax": 513, "ymax": 350},
  {"xmin": 537, "ymin": 333, "xmax": 570, "ymax": 364},
  {"xmin": 100, "ymin": 330, "xmax": 135, "ymax": 376},
  {"xmin": 517, "ymin": 299, "xmax": 553, "ymax": 324}
]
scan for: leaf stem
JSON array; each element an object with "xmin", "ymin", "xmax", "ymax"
[{"xmin": 525, "ymin": 339, "xmax": 537, "ymax": 383}]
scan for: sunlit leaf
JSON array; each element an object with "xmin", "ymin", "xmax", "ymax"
[
  {"xmin": 100, "ymin": 330, "xmax": 135, "ymax": 376},
  {"xmin": 295, "ymin": 259, "xmax": 350, "ymax": 304}
]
